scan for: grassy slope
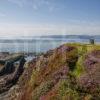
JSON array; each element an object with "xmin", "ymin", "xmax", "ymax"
[
  {"xmin": 20, "ymin": 43, "xmax": 100, "ymax": 100},
  {"xmin": 71, "ymin": 43, "xmax": 100, "ymax": 77}
]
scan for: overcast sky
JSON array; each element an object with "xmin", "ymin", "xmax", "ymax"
[{"xmin": 0, "ymin": 0, "xmax": 100, "ymax": 37}]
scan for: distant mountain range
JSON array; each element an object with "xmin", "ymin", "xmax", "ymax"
[
  {"xmin": 0, "ymin": 35, "xmax": 99, "ymax": 43},
  {"xmin": 39, "ymin": 35, "xmax": 100, "ymax": 39}
]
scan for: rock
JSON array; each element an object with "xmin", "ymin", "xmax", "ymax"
[
  {"xmin": 0, "ymin": 61, "xmax": 14, "ymax": 76},
  {"xmin": 0, "ymin": 56, "xmax": 26, "ymax": 94},
  {"xmin": 0, "ymin": 55, "xmax": 24, "ymax": 76}
]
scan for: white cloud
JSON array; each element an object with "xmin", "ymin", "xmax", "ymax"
[
  {"xmin": 7, "ymin": 0, "xmax": 56, "ymax": 12},
  {"xmin": 7, "ymin": 0, "xmax": 30, "ymax": 7}
]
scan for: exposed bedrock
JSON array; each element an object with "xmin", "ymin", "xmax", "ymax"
[
  {"xmin": 0, "ymin": 56, "xmax": 26, "ymax": 93},
  {"xmin": 0, "ymin": 61, "xmax": 15, "ymax": 76},
  {"xmin": 0, "ymin": 55, "xmax": 23, "ymax": 76}
]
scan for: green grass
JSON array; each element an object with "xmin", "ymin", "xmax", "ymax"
[{"xmin": 69, "ymin": 43, "xmax": 100, "ymax": 77}]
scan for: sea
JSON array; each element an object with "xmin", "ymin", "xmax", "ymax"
[{"xmin": 0, "ymin": 38, "xmax": 99, "ymax": 53}]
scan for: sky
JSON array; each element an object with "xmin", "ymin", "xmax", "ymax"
[{"xmin": 0, "ymin": 0, "xmax": 100, "ymax": 37}]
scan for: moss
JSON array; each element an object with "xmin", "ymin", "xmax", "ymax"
[{"xmin": 73, "ymin": 56, "xmax": 85, "ymax": 77}]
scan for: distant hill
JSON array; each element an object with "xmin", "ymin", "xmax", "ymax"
[
  {"xmin": 0, "ymin": 35, "xmax": 99, "ymax": 43},
  {"xmin": 40, "ymin": 35, "xmax": 100, "ymax": 39}
]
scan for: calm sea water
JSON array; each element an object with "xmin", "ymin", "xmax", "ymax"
[{"xmin": 0, "ymin": 38, "xmax": 99, "ymax": 53}]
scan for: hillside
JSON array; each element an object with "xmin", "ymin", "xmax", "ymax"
[{"xmin": 0, "ymin": 43, "xmax": 100, "ymax": 100}]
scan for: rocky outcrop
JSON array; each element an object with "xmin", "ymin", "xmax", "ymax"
[
  {"xmin": 0, "ymin": 61, "xmax": 15, "ymax": 76},
  {"xmin": 0, "ymin": 56, "xmax": 26, "ymax": 93},
  {"xmin": 0, "ymin": 55, "xmax": 23, "ymax": 76}
]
